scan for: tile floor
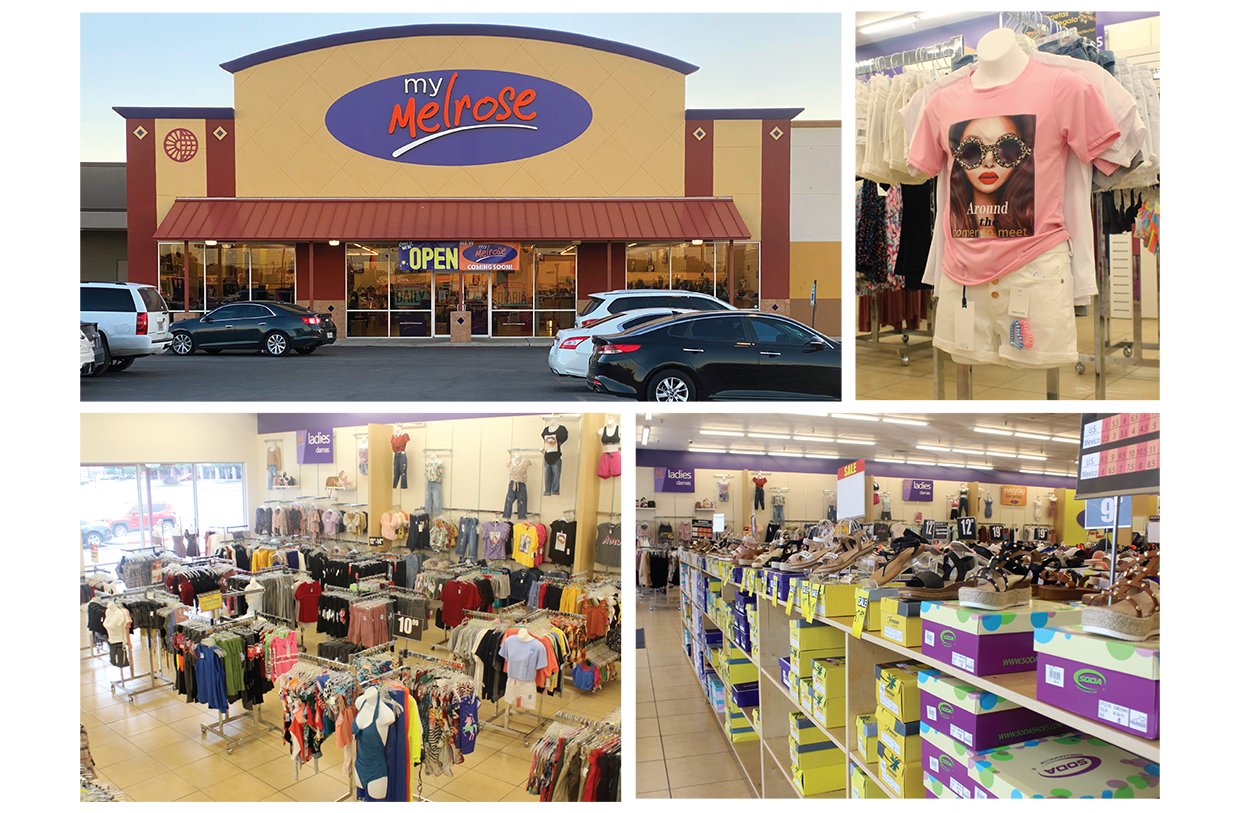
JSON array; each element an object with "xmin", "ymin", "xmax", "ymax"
[
  {"xmin": 856, "ymin": 315, "xmax": 1159, "ymax": 400},
  {"xmin": 81, "ymin": 608, "xmax": 621, "ymax": 802},
  {"xmin": 634, "ymin": 587, "xmax": 758, "ymax": 800}
]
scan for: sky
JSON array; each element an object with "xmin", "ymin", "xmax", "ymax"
[{"xmin": 80, "ymin": 12, "xmax": 843, "ymax": 162}]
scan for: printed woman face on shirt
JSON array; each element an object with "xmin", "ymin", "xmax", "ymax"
[{"xmin": 960, "ymin": 116, "xmax": 1021, "ymax": 196}]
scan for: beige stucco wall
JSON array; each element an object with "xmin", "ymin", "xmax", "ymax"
[{"xmin": 232, "ymin": 35, "xmax": 686, "ymax": 199}]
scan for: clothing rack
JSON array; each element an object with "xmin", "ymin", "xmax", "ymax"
[
  {"xmin": 855, "ymin": 34, "xmax": 963, "ymax": 76},
  {"xmin": 197, "ymin": 616, "xmax": 282, "ymax": 753},
  {"xmin": 554, "ymin": 709, "xmax": 621, "ymax": 734},
  {"xmin": 101, "ymin": 586, "xmax": 180, "ymax": 701}
]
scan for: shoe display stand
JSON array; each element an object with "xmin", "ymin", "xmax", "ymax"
[{"xmin": 676, "ymin": 551, "xmax": 1158, "ymax": 800}]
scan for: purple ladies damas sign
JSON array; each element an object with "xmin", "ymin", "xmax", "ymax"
[
  {"xmin": 325, "ymin": 69, "xmax": 594, "ymax": 166},
  {"xmin": 903, "ymin": 478, "xmax": 934, "ymax": 501},
  {"xmin": 654, "ymin": 467, "xmax": 695, "ymax": 493},
  {"xmin": 297, "ymin": 428, "xmax": 334, "ymax": 464}
]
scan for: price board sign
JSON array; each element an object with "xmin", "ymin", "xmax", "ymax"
[{"xmin": 1084, "ymin": 496, "xmax": 1133, "ymax": 530}]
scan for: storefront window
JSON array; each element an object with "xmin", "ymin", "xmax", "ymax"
[
  {"xmin": 626, "ymin": 244, "xmax": 670, "ymax": 290},
  {"xmin": 534, "ymin": 246, "xmax": 576, "ymax": 337},
  {"xmin": 492, "ymin": 244, "xmax": 535, "ymax": 337},
  {"xmin": 160, "ymin": 242, "xmax": 294, "ymax": 312},
  {"xmin": 733, "ymin": 242, "xmax": 760, "ymax": 310},
  {"xmin": 347, "ymin": 244, "xmax": 388, "ymax": 311},
  {"xmin": 671, "ymin": 243, "xmax": 716, "ymax": 295},
  {"xmin": 626, "ymin": 241, "xmax": 759, "ymax": 308}
]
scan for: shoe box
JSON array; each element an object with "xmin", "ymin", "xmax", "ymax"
[
  {"xmin": 918, "ymin": 669, "xmax": 1072, "ymax": 751},
  {"xmin": 875, "ymin": 661, "xmax": 937, "ymax": 723},
  {"xmin": 1033, "ymin": 624, "xmax": 1161, "ymax": 739},
  {"xmin": 964, "ymin": 732, "xmax": 1160, "ymax": 798},
  {"xmin": 879, "ymin": 597, "xmax": 922, "ymax": 647},
  {"xmin": 919, "ymin": 598, "xmax": 1081, "ymax": 677},
  {"xmin": 919, "ymin": 723, "xmax": 996, "ymax": 799}
]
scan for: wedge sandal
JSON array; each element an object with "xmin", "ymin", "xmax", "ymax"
[
  {"xmin": 897, "ymin": 551, "xmax": 975, "ymax": 600},
  {"xmin": 813, "ymin": 531, "xmax": 876, "ymax": 576},
  {"xmin": 869, "ymin": 530, "xmax": 928, "ymax": 586},
  {"xmin": 1080, "ymin": 555, "xmax": 1160, "ymax": 641}
]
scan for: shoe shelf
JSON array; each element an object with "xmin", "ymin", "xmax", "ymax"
[{"xmin": 676, "ymin": 554, "xmax": 1160, "ymax": 800}]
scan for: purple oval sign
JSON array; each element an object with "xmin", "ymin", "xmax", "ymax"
[
  {"xmin": 461, "ymin": 243, "xmax": 519, "ymax": 266},
  {"xmin": 325, "ymin": 69, "xmax": 593, "ymax": 166}
]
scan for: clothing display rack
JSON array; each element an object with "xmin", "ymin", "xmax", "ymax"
[
  {"xmin": 855, "ymin": 34, "xmax": 964, "ymax": 76},
  {"xmin": 196, "ymin": 615, "xmax": 282, "ymax": 753},
  {"xmin": 100, "ymin": 585, "xmax": 179, "ymax": 701}
]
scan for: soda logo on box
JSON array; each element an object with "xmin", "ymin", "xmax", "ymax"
[
  {"xmin": 940, "ymin": 630, "xmax": 956, "ymax": 646},
  {"xmin": 937, "ymin": 702, "xmax": 955, "ymax": 719},
  {"xmin": 1036, "ymin": 754, "xmax": 1102, "ymax": 779},
  {"xmin": 1073, "ymin": 669, "xmax": 1107, "ymax": 693}
]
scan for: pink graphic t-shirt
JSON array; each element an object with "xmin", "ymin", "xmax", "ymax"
[{"xmin": 908, "ymin": 59, "xmax": 1120, "ymax": 285}]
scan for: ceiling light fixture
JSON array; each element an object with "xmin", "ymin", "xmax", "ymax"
[
  {"xmin": 952, "ymin": 449, "xmax": 987, "ymax": 456},
  {"xmin": 804, "ymin": 454, "xmax": 835, "ymax": 460},
  {"xmin": 1051, "ymin": 435, "xmax": 1079, "ymax": 444},
  {"xmin": 834, "ymin": 439, "xmax": 876, "ymax": 446},
  {"xmin": 974, "ymin": 427, "xmax": 1013, "ymax": 436},
  {"xmin": 641, "ymin": 426, "xmax": 650, "ymax": 446},
  {"xmin": 882, "ymin": 417, "xmax": 928, "ymax": 426},
  {"xmin": 793, "ymin": 435, "xmax": 834, "ymax": 443},
  {"xmin": 832, "ymin": 414, "xmax": 881, "ymax": 422},
  {"xmin": 859, "ymin": 16, "xmax": 918, "ymax": 35},
  {"xmin": 985, "ymin": 451, "xmax": 1017, "ymax": 457},
  {"xmin": 1018, "ymin": 454, "xmax": 1047, "ymax": 461},
  {"xmin": 1014, "ymin": 432, "xmax": 1049, "ymax": 440},
  {"xmin": 1020, "ymin": 468, "xmax": 1046, "ymax": 475},
  {"xmin": 768, "ymin": 452, "xmax": 803, "ymax": 458},
  {"xmin": 874, "ymin": 457, "xmax": 905, "ymax": 463},
  {"xmin": 644, "ymin": 412, "xmax": 652, "ymax": 420},
  {"xmin": 748, "ymin": 433, "xmax": 791, "ymax": 440},
  {"xmin": 916, "ymin": 445, "xmax": 951, "ymax": 452},
  {"xmin": 687, "ymin": 447, "xmax": 726, "ymax": 454},
  {"xmin": 965, "ymin": 463, "xmax": 994, "ymax": 470},
  {"xmin": 700, "ymin": 430, "xmax": 745, "ymax": 437}
]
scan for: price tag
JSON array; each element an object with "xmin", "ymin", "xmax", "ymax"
[
  {"xmin": 851, "ymin": 590, "xmax": 869, "ymax": 638},
  {"xmin": 785, "ymin": 591, "xmax": 796, "ymax": 616},
  {"xmin": 954, "ymin": 299, "xmax": 976, "ymax": 351},
  {"xmin": 810, "ymin": 583, "xmax": 822, "ymax": 616},
  {"xmin": 150, "ymin": 560, "xmax": 162, "ymax": 584},
  {"xmin": 800, "ymin": 582, "xmax": 814, "ymax": 619},
  {"xmin": 1008, "ymin": 286, "xmax": 1031, "ymax": 318},
  {"xmin": 90, "ymin": 540, "xmax": 99, "ymax": 563},
  {"xmin": 198, "ymin": 590, "xmax": 223, "ymax": 612}
]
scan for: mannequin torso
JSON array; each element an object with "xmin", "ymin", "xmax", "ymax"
[{"xmin": 972, "ymin": 28, "xmax": 1030, "ymax": 88}]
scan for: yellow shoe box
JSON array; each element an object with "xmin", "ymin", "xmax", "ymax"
[
  {"xmin": 721, "ymin": 657, "xmax": 758, "ymax": 685},
  {"xmin": 791, "ymin": 646, "xmax": 841, "ymax": 678},
  {"xmin": 877, "ymin": 739, "xmax": 924, "ymax": 799},
  {"xmin": 811, "ymin": 688, "xmax": 846, "ymax": 728},
  {"xmin": 879, "ymin": 597, "xmax": 922, "ymax": 648},
  {"xmin": 875, "ymin": 661, "xmax": 935, "ymax": 723},
  {"xmin": 817, "ymin": 582, "xmax": 863, "ymax": 618},
  {"xmin": 789, "ymin": 711, "xmax": 829, "ymax": 744},
  {"xmin": 875, "ymin": 705, "xmax": 922, "ymax": 763},
  {"xmin": 855, "ymin": 714, "xmax": 880, "ymax": 763},
  {"xmin": 790, "ymin": 737, "xmax": 845, "ymax": 772},
  {"xmin": 790, "ymin": 619, "xmax": 846, "ymax": 651},
  {"xmin": 854, "ymin": 586, "xmax": 895, "ymax": 631},
  {"xmin": 793, "ymin": 762, "xmax": 847, "ymax": 796},
  {"xmin": 850, "ymin": 763, "xmax": 887, "ymax": 799},
  {"xmin": 812, "ymin": 657, "xmax": 846, "ymax": 699}
]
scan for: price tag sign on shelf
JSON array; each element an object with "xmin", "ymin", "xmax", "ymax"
[
  {"xmin": 1084, "ymin": 496, "xmax": 1132, "ymax": 529},
  {"xmin": 198, "ymin": 590, "xmax": 223, "ymax": 612},
  {"xmin": 851, "ymin": 590, "xmax": 869, "ymax": 638},
  {"xmin": 1076, "ymin": 413, "xmax": 1160, "ymax": 499},
  {"xmin": 785, "ymin": 590, "xmax": 796, "ymax": 616},
  {"xmin": 837, "ymin": 458, "xmax": 867, "ymax": 520},
  {"xmin": 800, "ymin": 581, "xmax": 814, "ymax": 619},
  {"xmin": 713, "ymin": 513, "xmax": 725, "ymax": 533}
]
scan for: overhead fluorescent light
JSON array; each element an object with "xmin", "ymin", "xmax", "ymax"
[
  {"xmin": 905, "ymin": 460, "xmax": 936, "ymax": 466},
  {"xmin": 974, "ymin": 427, "xmax": 1013, "ymax": 436},
  {"xmin": 768, "ymin": 452, "xmax": 803, "ymax": 458},
  {"xmin": 641, "ymin": 426, "xmax": 650, "ymax": 446},
  {"xmin": 700, "ymin": 430, "xmax": 745, "ymax": 437},
  {"xmin": 688, "ymin": 447, "xmax": 726, "ymax": 454},
  {"xmin": 1020, "ymin": 469, "xmax": 1046, "ymax": 475},
  {"xmin": 965, "ymin": 463, "xmax": 994, "ymax": 470},
  {"xmin": 804, "ymin": 454, "xmax": 835, "ymax": 460},
  {"xmin": 874, "ymin": 457, "xmax": 904, "ymax": 463},
  {"xmin": 882, "ymin": 418, "xmax": 928, "ymax": 426},
  {"xmin": 916, "ymin": 445, "xmax": 951, "ymax": 452},
  {"xmin": 952, "ymin": 449, "xmax": 988, "ymax": 456},
  {"xmin": 860, "ymin": 16, "xmax": 917, "ymax": 35},
  {"xmin": 644, "ymin": 412, "xmax": 652, "ymax": 420},
  {"xmin": 793, "ymin": 435, "xmax": 834, "ymax": 443},
  {"xmin": 985, "ymin": 451, "xmax": 1017, "ymax": 457},
  {"xmin": 1014, "ymin": 432, "xmax": 1049, "ymax": 440},
  {"xmin": 1018, "ymin": 454, "xmax": 1047, "ymax": 461},
  {"xmin": 748, "ymin": 433, "xmax": 791, "ymax": 440},
  {"xmin": 832, "ymin": 414, "xmax": 880, "ymax": 422},
  {"xmin": 835, "ymin": 439, "xmax": 875, "ymax": 446},
  {"xmin": 1051, "ymin": 436, "xmax": 1079, "ymax": 444}
]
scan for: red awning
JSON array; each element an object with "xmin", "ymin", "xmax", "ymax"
[{"xmin": 152, "ymin": 197, "xmax": 751, "ymax": 242}]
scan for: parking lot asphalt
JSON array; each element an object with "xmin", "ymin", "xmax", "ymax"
[{"xmin": 80, "ymin": 343, "xmax": 619, "ymax": 402}]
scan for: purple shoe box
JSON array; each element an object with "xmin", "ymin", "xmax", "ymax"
[
  {"xmin": 920, "ymin": 689, "xmax": 1071, "ymax": 752},
  {"xmin": 921, "ymin": 619, "xmax": 1039, "ymax": 676},
  {"xmin": 919, "ymin": 729, "xmax": 996, "ymax": 800},
  {"xmin": 1035, "ymin": 651, "xmax": 1160, "ymax": 739}
]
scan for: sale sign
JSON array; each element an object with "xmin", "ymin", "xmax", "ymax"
[{"xmin": 1001, "ymin": 485, "xmax": 1027, "ymax": 506}]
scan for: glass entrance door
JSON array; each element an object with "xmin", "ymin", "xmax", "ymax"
[
  {"xmin": 463, "ymin": 272, "xmax": 490, "ymax": 336},
  {"xmin": 433, "ymin": 272, "xmax": 459, "ymax": 337}
]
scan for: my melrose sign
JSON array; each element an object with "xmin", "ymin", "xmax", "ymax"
[
  {"xmin": 654, "ymin": 467, "xmax": 695, "ymax": 493},
  {"xmin": 325, "ymin": 70, "xmax": 594, "ymax": 166},
  {"xmin": 297, "ymin": 429, "xmax": 334, "ymax": 464}
]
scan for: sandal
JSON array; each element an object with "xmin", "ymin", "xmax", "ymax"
[
  {"xmin": 812, "ymin": 531, "xmax": 876, "ymax": 576},
  {"xmin": 957, "ymin": 546, "xmax": 1035, "ymax": 610},
  {"xmin": 784, "ymin": 538, "xmax": 839, "ymax": 572},
  {"xmin": 869, "ymin": 530, "xmax": 928, "ymax": 586},
  {"xmin": 897, "ymin": 550, "xmax": 976, "ymax": 600},
  {"xmin": 1035, "ymin": 566, "xmax": 1094, "ymax": 602},
  {"xmin": 1080, "ymin": 555, "xmax": 1160, "ymax": 641}
]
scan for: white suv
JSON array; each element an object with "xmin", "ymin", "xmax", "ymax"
[
  {"xmin": 577, "ymin": 289, "xmax": 735, "ymax": 327},
  {"xmin": 80, "ymin": 282, "xmax": 173, "ymax": 373}
]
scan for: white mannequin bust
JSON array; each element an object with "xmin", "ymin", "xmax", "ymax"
[
  {"xmin": 354, "ymin": 686, "xmax": 396, "ymax": 798},
  {"xmin": 517, "ymin": 626, "xmax": 533, "ymax": 642},
  {"xmin": 599, "ymin": 416, "xmax": 620, "ymax": 450},
  {"xmin": 547, "ymin": 418, "xmax": 560, "ymax": 431},
  {"xmin": 511, "ymin": 450, "xmax": 523, "ymax": 462},
  {"xmin": 972, "ymin": 28, "xmax": 1030, "ymax": 89}
]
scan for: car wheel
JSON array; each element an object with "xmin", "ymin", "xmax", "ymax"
[
  {"xmin": 89, "ymin": 337, "xmax": 112, "ymax": 377},
  {"xmin": 294, "ymin": 345, "xmax": 317, "ymax": 355},
  {"xmin": 170, "ymin": 331, "xmax": 195, "ymax": 355},
  {"xmin": 648, "ymin": 370, "xmax": 697, "ymax": 402},
  {"xmin": 111, "ymin": 523, "xmax": 129, "ymax": 537},
  {"xmin": 264, "ymin": 331, "xmax": 291, "ymax": 356},
  {"xmin": 84, "ymin": 531, "xmax": 103, "ymax": 548},
  {"xmin": 162, "ymin": 519, "xmax": 177, "ymax": 533},
  {"xmin": 109, "ymin": 357, "xmax": 135, "ymax": 372}
]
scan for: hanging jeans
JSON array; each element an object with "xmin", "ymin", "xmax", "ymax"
[
  {"xmin": 426, "ymin": 481, "xmax": 443, "ymax": 515},
  {"xmin": 772, "ymin": 504, "xmax": 784, "ymax": 524},
  {"xmin": 393, "ymin": 451, "xmax": 407, "ymax": 489},
  {"xmin": 544, "ymin": 458, "xmax": 562, "ymax": 496},
  {"xmin": 503, "ymin": 481, "xmax": 527, "ymax": 520},
  {"xmin": 455, "ymin": 517, "xmax": 479, "ymax": 559},
  {"xmin": 754, "ymin": 486, "xmax": 765, "ymax": 510},
  {"xmin": 268, "ymin": 464, "xmax": 278, "ymax": 488}
]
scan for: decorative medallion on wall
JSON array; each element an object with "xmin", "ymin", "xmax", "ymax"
[{"xmin": 163, "ymin": 128, "xmax": 199, "ymax": 162}]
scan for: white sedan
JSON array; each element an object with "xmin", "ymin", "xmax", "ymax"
[{"xmin": 548, "ymin": 308, "xmax": 690, "ymax": 378}]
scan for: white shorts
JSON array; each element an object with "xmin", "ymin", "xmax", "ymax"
[{"xmin": 933, "ymin": 242, "xmax": 1076, "ymax": 368}]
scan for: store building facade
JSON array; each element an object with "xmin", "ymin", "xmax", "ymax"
[{"xmin": 114, "ymin": 24, "xmax": 841, "ymax": 338}]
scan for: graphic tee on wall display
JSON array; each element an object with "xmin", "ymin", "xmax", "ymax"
[
  {"xmin": 297, "ymin": 428, "xmax": 334, "ymax": 464},
  {"xmin": 654, "ymin": 467, "xmax": 695, "ymax": 493},
  {"xmin": 837, "ymin": 459, "xmax": 866, "ymax": 520},
  {"xmin": 1076, "ymin": 413, "xmax": 1160, "ymax": 499}
]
